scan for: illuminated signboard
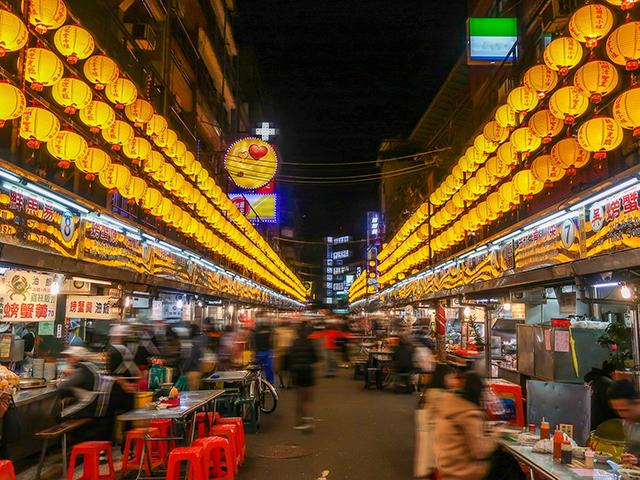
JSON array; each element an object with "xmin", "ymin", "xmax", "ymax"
[
  {"xmin": 224, "ymin": 137, "xmax": 278, "ymax": 190},
  {"xmin": 333, "ymin": 249, "xmax": 351, "ymax": 260},
  {"xmin": 467, "ymin": 18, "xmax": 517, "ymax": 64},
  {"xmin": 229, "ymin": 193, "xmax": 278, "ymax": 224}
]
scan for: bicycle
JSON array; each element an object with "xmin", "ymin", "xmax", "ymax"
[{"xmin": 246, "ymin": 364, "xmax": 278, "ymax": 414}]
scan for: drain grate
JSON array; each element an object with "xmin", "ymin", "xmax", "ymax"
[{"xmin": 253, "ymin": 444, "xmax": 313, "ymax": 459}]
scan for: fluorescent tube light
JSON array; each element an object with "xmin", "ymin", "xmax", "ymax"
[{"xmin": 569, "ymin": 178, "xmax": 640, "ymax": 211}]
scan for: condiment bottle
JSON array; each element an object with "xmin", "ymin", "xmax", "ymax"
[
  {"xmin": 540, "ymin": 418, "xmax": 550, "ymax": 440},
  {"xmin": 561, "ymin": 441, "xmax": 573, "ymax": 464},
  {"xmin": 584, "ymin": 449, "xmax": 594, "ymax": 469},
  {"xmin": 528, "ymin": 423, "xmax": 536, "ymax": 433},
  {"xmin": 553, "ymin": 428, "xmax": 563, "ymax": 462}
]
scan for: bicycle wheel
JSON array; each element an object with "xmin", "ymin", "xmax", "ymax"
[{"xmin": 259, "ymin": 378, "xmax": 278, "ymax": 414}]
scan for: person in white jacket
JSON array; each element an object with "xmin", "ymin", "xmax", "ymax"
[{"xmin": 414, "ymin": 363, "xmax": 459, "ymax": 479}]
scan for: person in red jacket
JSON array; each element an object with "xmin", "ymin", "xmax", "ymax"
[{"xmin": 309, "ymin": 318, "xmax": 351, "ymax": 377}]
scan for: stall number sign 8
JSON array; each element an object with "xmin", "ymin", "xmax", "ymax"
[{"xmin": 60, "ymin": 214, "xmax": 75, "ymax": 242}]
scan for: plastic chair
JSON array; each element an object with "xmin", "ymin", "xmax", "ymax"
[
  {"xmin": 0, "ymin": 460, "xmax": 15, "ymax": 480},
  {"xmin": 215, "ymin": 414, "xmax": 245, "ymax": 463},
  {"xmin": 121, "ymin": 427, "xmax": 163, "ymax": 479},
  {"xmin": 193, "ymin": 437, "xmax": 235, "ymax": 480},
  {"xmin": 208, "ymin": 424, "xmax": 239, "ymax": 473},
  {"xmin": 149, "ymin": 419, "xmax": 174, "ymax": 466},
  {"xmin": 196, "ymin": 412, "xmax": 215, "ymax": 438},
  {"xmin": 165, "ymin": 447, "xmax": 206, "ymax": 480},
  {"xmin": 67, "ymin": 441, "xmax": 115, "ymax": 480}
]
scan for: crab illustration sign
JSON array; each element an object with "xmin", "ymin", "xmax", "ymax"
[
  {"xmin": 224, "ymin": 137, "xmax": 278, "ymax": 190},
  {"xmin": 0, "ymin": 270, "xmax": 57, "ymax": 322}
]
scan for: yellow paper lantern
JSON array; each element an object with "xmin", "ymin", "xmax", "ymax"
[
  {"xmin": 119, "ymin": 176, "xmax": 147, "ymax": 203},
  {"xmin": 101, "ymin": 120, "xmax": 134, "ymax": 151},
  {"xmin": 24, "ymin": 47, "xmax": 64, "ymax": 91},
  {"xmin": 76, "ymin": 147, "xmax": 110, "ymax": 181},
  {"xmin": 495, "ymin": 103, "xmax": 518, "ymax": 129},
  {"xmin": 569, "ymin": 4, "xmax": 614, "ymax": 48},
  {"xmin": 125, "ymin": 99, "xmax": 154, "ymax": 127},
  {"xmin": 605, "ymin": 0, "xmax": 640, "ymax": 10},
  {"xmin": 488, "ymin": 191, "xmax": 509, "ymax": 214},
  {"xmin": 528, "ymin": 109, "xmax": 564, "ymax": 143},
  {"xmin": 146, "ymin": 114, "xmax": 168, "ymax": 140},
  {"xmin": 476, "ymin": 202, "xmax": 491, "ymax": 225},
  {"xmin": 452, "ymin": 164, "xmax": 464, "ymax": 181},
  {"xmin": 612, "ymin": 87, "xmax": 640, "ymax": 136},
  {"xmin": 143, "ymin": 149, "xmax": 165, "ymax": 175},
  {"xmin": 573, "ymin": 60, "xmax": 619, "ymax": 104},
  {"xmin": 531, "ymin": 154, "xmax": 566, "ymax": 185},
  {"xmin": 0, "ymin": 10, "xmax": 28, "ymax": 56},
  {"xmin": 53, "ymin": 25, "xmax": 94, "ymax": 64},
  {"xmin": 523, "ymin": 64, "xmax": 558, "ymax": 98},
  {"xmin": 510, "ymin": 127, "xmax": 542, "ymax": 155},
  {"xmin": 476, "ymin": 167, "xmax": 497, "ymax": 188},
  {"xmin": 191, "ymin": 161, "xmax": 204, "ymax": 180},
  {"xmin": 486, "ymin": 156, "xmax": 510, "ymax": 179},
  {"xmin": 458, "ymin": 155, "xmax": 473, "ymax": 174},
  {"xmin": 83, "ymin": 55, "xmax": 119, "ymax": 90},
  {"xmin": 496, "ymin": 141, "xmax": 519, "ymax": 168},
  {"xmin": 499, "ymin": 181, "xmax": 520, "ymax": 207},
  {"xmin": 507, "ymin": 86, "xmax": 539, "ymax": 113},
  {"xmin": 19, "ymin": 106, "xmax": 60, "ymax": 149},
  {"xmin": 466, "ymin": 146, "xmax": 487, "ymax": 167},
  {"xmin": 474, "ymin": 133, "xmax": 498, "ymax": 154},
  {"xmin": 550, "ymin": 137, "xmax": 591, "ymax": 175},
  {"xmin": 123, "ymin": 137, "xmax": 152, "ymax": 165},
  {"xmin": 467, "ymin": 209, "xmax": 481, "ymax": 232},
  {"xmin": 78, "ymin": 100, "xmax": 115, "ymax": 134},
  {"xmin": 468, "ymin": 176, "xmax": 484, "ymax": 197},
  {"xmin": 141, "ymin": 187, "xmax": 162, "ymax": 211},
  {"xmin": 429, "ymin": 191, "xmax": 443, "ymax": 206},
  {"xmin": 513, "ymin": 169, "xmax": 544, "ymax": 198},
  {"xmin": 46, "ymin": 130, "xmax": 88, "ymax": 169},
  {"xmin": 544, "ymin": 37, "xmax": 583, "ymax": 76},
  {"xmin": 155, "ymin": 128, "xmax": 177, "ymax": 150},
  {"xmin": 168, "ymin": 173, "xmax": 186, "ymax": 196},
  {"xmin": 577, "ymin": 116, "xmax": 624, "ymax": 159},
  {"xmin": 183, "ymin": 151, "xmax": 197, "ymax": 176},
  {"xmin": 99, "ymin": 163, "xmax": 131, "ymax": 191},
  {"xmin": 156, "ymin": 162, "xmax": 176, "ymax": 185},
  {"xmin": 152, "ymin": 198, "xmax": 172, "ymax": 218},
  {"xmin": 549, "ymin": 86, "xmax": 589, "ymax": 125},
  {"xmin": 0, "ymin": 82, "xmax": 26, "ymax": 127},
  {"xmin": 197, "ymin": 168, "xmax": 210, "ymax": 185},
  {"xmin": 27, "ymin": 0, "xmax": 66, "ymax": 34},
  {"xmin": 607, "ymin": 21, "xmax": 640, "ymax": 71},
  {"xmin": 452, "ymin": 192, "xmax": 464, "ymax": 210},
  {"xmin": 483, "ymin": 121, "xmax": 509, "ymax": 144},
  {"xmin": 51, "ymin": 77, "xmax": 92, "ymax": 114},
  {"xmin": 460, "ymin": 183, "xmax": 474, "ymax": 202},
  {"xmin": 169, "ymin": 140, "xmax": 187, "ymax": 165},
  {"xmin": 105, "ymin": 78, "xmax": 138, "ymax": 109}
]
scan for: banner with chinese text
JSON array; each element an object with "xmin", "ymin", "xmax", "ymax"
[
  {"xmin": 65, "ymin": 295, "xmax": 120, "ymax": 320},
  {"xmin": 0, "ymin": 270, "xmax": 57, "ymax": 322},
  {"xmin": 585, "ymin": 189, "xmax": 640, "ymax": 257}
]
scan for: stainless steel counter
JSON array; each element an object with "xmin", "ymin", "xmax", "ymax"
[{"xmin": 12, "ymin": 385, "xmax": 58, "ymax": 407}]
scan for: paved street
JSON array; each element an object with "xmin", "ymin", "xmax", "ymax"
[{"xmin": 241, "ymin": 367, "xmax": 416, "ymax": 480}]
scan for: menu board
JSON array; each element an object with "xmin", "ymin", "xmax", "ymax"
[
  {"xmin": 0, "ymin": 270, "xmax": 57, "ymax": 322},
  {"xmin": 65, "ymin": 295, "xmax": 120, "ymax": 320},
  {"xmin": 515, "ymin": 217, "xmax": 580, "ymax": 271},
  {"xmin": 585, "ymin": 188, "xmax": 640, "ymax": 257},
  {"xmin": 80, "ymin": 221, "xmax": 150, "ymax": 273},
  {"xmin": 0, "ymin": 189, "xmax": 81, "ymax": 258}
]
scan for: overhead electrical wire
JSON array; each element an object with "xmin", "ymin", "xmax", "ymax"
[{"xmin": 223, "ymin": 147, "xmax": 449, "ymax": 168}]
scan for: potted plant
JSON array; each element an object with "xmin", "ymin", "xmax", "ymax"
[{"xmin": 597, "ymin": 319, "xmax": 634, "ymax": 381}]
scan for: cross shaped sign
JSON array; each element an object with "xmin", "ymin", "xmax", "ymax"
[{"xmin": 254, "ymin": 122, "xmax": 278, "ymax": 141}]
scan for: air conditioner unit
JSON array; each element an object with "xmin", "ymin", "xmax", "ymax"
[
  {"xmin": 540, "ymin": 0, "xmax": 578, "ymax": 33},
  {"xmin": 127, "ymin": 23, "xmax": 157, "ymax": 51}
]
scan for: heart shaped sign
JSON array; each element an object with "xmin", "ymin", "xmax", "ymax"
[{"xmin": 248, "ymin": 144, "xmax": 268, "ymax": 160}]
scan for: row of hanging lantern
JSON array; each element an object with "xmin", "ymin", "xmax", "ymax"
[
  {"xmin": 367, "ymin": 1, "xmax": 640, "ymax": 293},
  {"xmin": 0, "ymin": 0, "xmax": 305, "ymax": 301}
]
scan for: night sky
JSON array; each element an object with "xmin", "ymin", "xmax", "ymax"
[{"xmin": 235, "ymin": 1, "xmax": 468, "ymax": 277}]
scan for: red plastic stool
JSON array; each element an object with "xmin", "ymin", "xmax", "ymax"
[
  {"xmin": 208, "ymin": 425, "xmax": 239, "ymax": 473},
  {"xmin": 196, "ymin": 412, "xmax": 215, "ymax": 438},
  {"xmin": 0, "ymin": 460, "xmax": 15, "ymax": 480},
  {"xmin": 149, "ymin": 419, "xmax": 174, "ymax": 466},
  {"xmin": 215, "ymin": 415, "xmax": 245, "ymax": 463},
  {"xmin": 120, "ymin": 427, "xmax": 163, "ymax": 479},
  {"xmin": 166, "ymin": 447, "xmax": 206, "ymax": 480},
  {"xmin": 193, "ymin": 437, "xmax": 235, "ymax": 480},
  {"xmin": 67, "ymin": 441, "xmax": 114, "ymax": 480}
]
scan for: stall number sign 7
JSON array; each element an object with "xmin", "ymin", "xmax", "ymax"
[{"xmin": 560, "ymin": 219, "xmax": 576, "ymax": 250}]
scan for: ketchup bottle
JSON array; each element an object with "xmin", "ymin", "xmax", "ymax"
[
  {"xmin": 553, "ymin": 428, "xmax": 563, "ymax": 462},
  {"xmin": 540, "ymin": 418, "xmax": 550, "ymax": 440}
]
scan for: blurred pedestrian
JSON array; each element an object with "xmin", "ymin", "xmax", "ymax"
[
  {"xmin": 180, "ymin": 324, "xmax": 204, "ymax": 391},
  {"xmin": 309, "ymin": 319, "xmax": 351, "ymax": 377},
  {"xmin": 253, "ymin": 319, "xmax": 274, "ymax": 384},
  {"xmin": 290, "ymin": 323, "xmax": 318, "ymax": 431},
  {"xmin": 274, "ymin": 321, "xmax": 296, "ymax": 388},
  {"xmin": 414, "ymin": 363, "xmax": 457, "ymax": 479},
  {"xmin": 217, "ymin": 325, "xmax": 236, "ymax": 371}
]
